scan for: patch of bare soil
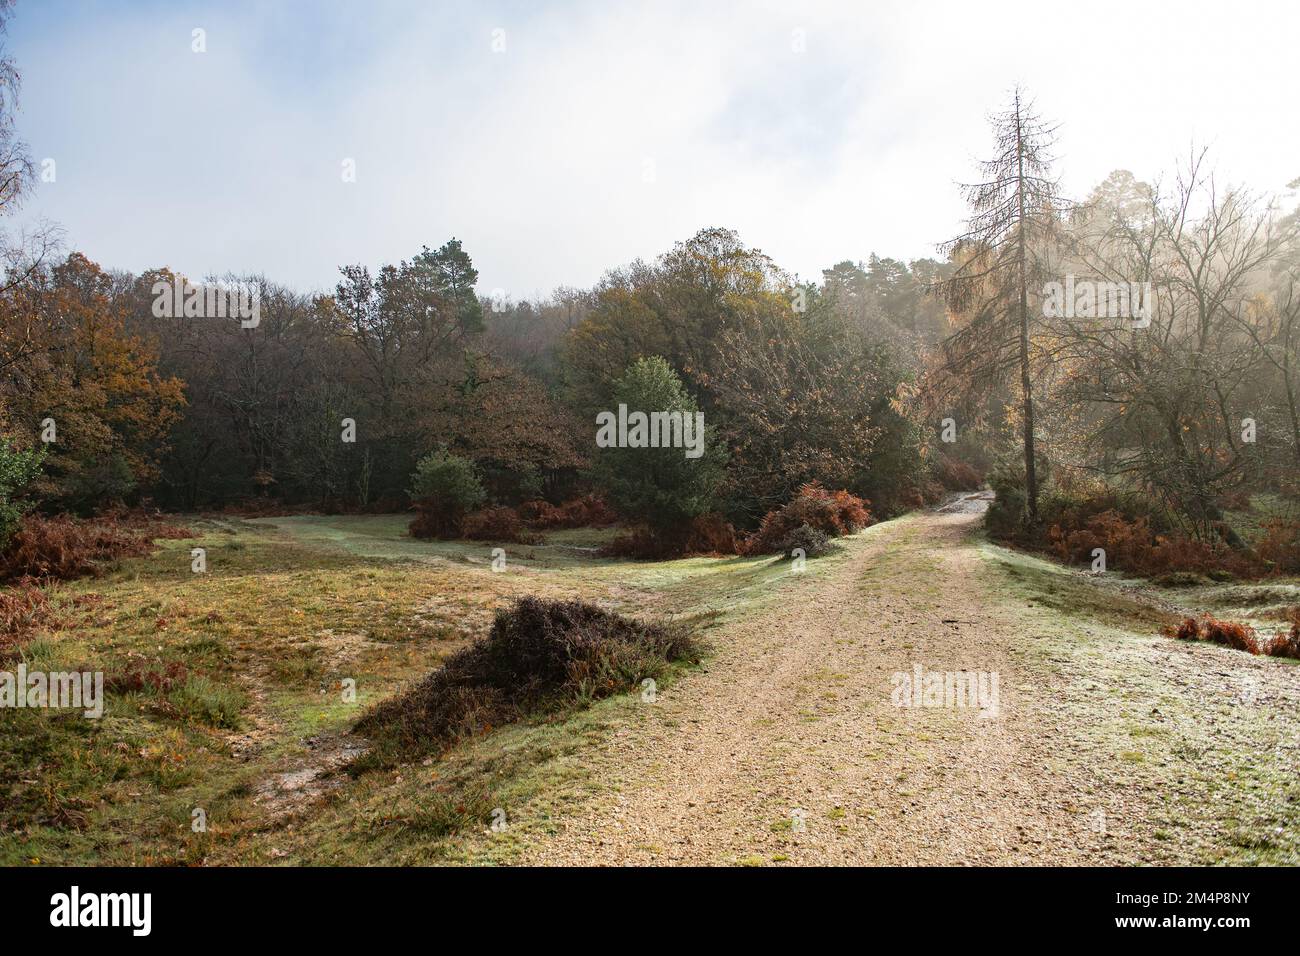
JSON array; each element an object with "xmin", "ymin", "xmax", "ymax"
[{"xmin": 252, "ymin": 733, "xmax": 368, "ymax": 821}]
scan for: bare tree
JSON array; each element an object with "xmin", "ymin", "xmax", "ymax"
[{"xmin": 1048, "ymin": 157, "xmax": 1297, "ymax": 542}]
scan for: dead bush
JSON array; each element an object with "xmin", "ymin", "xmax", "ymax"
[
  {"xmin": 408, "ymin": 508, "xmax": 450, "ymax": 540},
  {"xmin": 1256, "ymin": 519, "xmax": 1300, "ymax": 574},
  {"xmin": 932, "ymin": 454, "xmax": 983, "ymax": 492},
  {"xmin": 1166, "ymin": 614, "xmax": 1264, "ymax": 654},
  {"xmin": 1265, "ymin": 624, "xmax": 1300, "ymax": 661},
  {"xmin": 518, "ymin": 494, "xmax": 617, "ymax": 530},
  {"xmin": 683, "ymin": 513, "xmax": 738, "ymax": 555},
  {"xmin": 461, "ymin": 506, "xmax": 542, "ymax": 544},
  {"xmin": 104, "ymin": 661, "xmax": 190, "ymax": 695},
  {"xmin": 517, "ymin": 499, "xmax": 564, "ymax": 528},
  {"xmin": 746, "ymin": 482, "xmax": 872, "ymax": 555},
  {"xmin": 603, "ymin": 526, "xmax": 685, "ymax": 560},
  {"xmin": 601, "ymin": 512, "xmax": 738, "ymax": 559},
  {"xmin": 0, "ymin": 514, "xmax": 193, "ymax": 584},
  {"xmin": 353, "ymin": 597, "xmax": 699, "ymax": 765},
  {"xmin": 1047, "ymin": 509, "xmax": 1259, "ymax": 579}
]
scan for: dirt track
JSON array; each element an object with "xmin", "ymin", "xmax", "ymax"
[{"xmin": 517, "ymin": 498, "xmax": 1300, "ymax": 865}]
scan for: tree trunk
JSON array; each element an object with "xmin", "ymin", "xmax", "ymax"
[
  {"xmin": 1019, "ymin": 269, "xmax": 1038, "ymax": 524},
  {"xmin": 1014, "ymin": 98, "xmax": 1039, "ymax": 525}
]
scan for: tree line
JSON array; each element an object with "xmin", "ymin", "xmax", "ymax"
[
  {"xmin": 3, "ymin": 17, "xmax": 1298, "ymax": 571},
  {"xmin": 0, "ymin": 226, "xmax": 959, "ymax": 532}
]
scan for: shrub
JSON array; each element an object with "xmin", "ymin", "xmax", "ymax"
[
  {"xmin": 1203, "ymin": 617, "xmax": 1263, "ymax": 654},
  {"xmin": 603, "ymin": 512, "xmax": 739, "ymax": 559},
  {"xmin": 746, "ymin": 482, "xmax": 871, "ymax": 555},
  {"xmin": 1046, "ymin": 508, "xmax": 1259, "ymax": 579},
  {"xmin": 900, "ymin": 487, "xmax": 927, "ymax": 510},
  {"xmin": 932, "ymin": 453, "xmax": 982, "ymax": 492},
  {"xmin": 984, "ymin": 460, "xmax": 1030, "ymax": 537},
  {"xmin": 518, "ymin": 494, "xmax": 617, "ymax": 530},
  {"xmin": 774, "ymin": 523, "xmax": 838, "ymax": 559},
  {"xmin": 0, "ymin": 442, "xmax": 43, "ymax": 552},
  {"xmin": 408, "ymin": 448, "xmax": 486, "ymax": 539},
  {"xmin": 461, "ymin": 506, "xmax": 541, "ymax": 544},
  {"xmin": 1257, "ymin": 519, "xmax": 1300, "ymax": 574},
  {"xmin": 1265, "ymin": 624, "xmax": 1300, "ymax": 661},
  {"xmin": 683, "ymin": 513, "xmax": 738, "ymax": 555},
  {"xmin": 0, "ymin": 514, "xmax": 192, "ymax": 583},
  {"xmin": 105, "ymin": 661, "xmax": 190, "ymax": 695},
  {"xmin": 517, "ymin": 499, "xmax": 564, "ymax": 528},
  {"xmin": 602, "ymin": 526, "xmax": 680, "ymax": 560},
  {"xmin": 1049, "ymin": 509, "xmax": 1154, "ymax": 568},
  {"xmin": 354, "ymin": 597, "xmax": 699, "ymax": 763},
  {"xmin": 167, "ymin": 676, "xmax": 246, "ymax": 729},
  {"xmin": 1167, "ymin": 615, "xmax": 1264, "ymax": 655},
  {"xmin": 985, "ymin": 463, "xmax": 1277, "ymax": 580},
  {"xmin": 558, "ymin": 493, "xmax": 617, "ymax": 527}
]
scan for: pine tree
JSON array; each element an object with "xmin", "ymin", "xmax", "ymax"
[{"xmin": 935, "ymin": 88, "xmax": 1070, "ymax": 524}]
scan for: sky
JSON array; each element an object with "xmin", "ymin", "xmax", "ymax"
[{"xmin": 9, "ymin": 0, "xmax": 1300, "ymax": 302}]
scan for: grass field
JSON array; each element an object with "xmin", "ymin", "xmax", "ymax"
[{"xmin": 0, "ymin": 513, "xmax": 819, "ymax": 866}]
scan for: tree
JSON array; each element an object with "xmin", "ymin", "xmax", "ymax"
[
  {"xmin": 934, "ymin": 88, "xmax": 1070, "ymax": 524},
  {"xmin": 422, "ymin": 355, "xmax": 588, "ymax": 502},
  {"xmin": 562, "ymin": 227, "xmax": 787, "ymax": 416},
  {"xmin": 1046, "ymin": 159, "xmax": 1295, "ymax": 541},
  {"xmin": 710, "ymin": 282, "xmax": 918, "ymax": 520},
  {"xmin": 330, "ymin": 240, "xmax": 487, "ymax": 500},
  {"xmin": 408, "ymin": 447, "xmax": 486, "ymax": 538},
  {"xmin": 0, "ymin": 0, "xmax": 58, "ymax": 412},
  {"xmin": 594, "ymin": 356, "xmax": 725, "ymax": 538},
  {"xmin": 416, "ymin": 238, "xmax": 484, "ymax": 338},
  {"xmin": 0, "ymin": 253, "xmax": 186, "ymax": 510}
]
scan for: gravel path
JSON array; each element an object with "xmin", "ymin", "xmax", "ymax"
[{"xmin": 517, "ymin": 501, "xmax": 1300, "ymax": 865}]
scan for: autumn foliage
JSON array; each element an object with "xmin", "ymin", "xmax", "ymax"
[
  {"xmin": 1256, "ymin": 519, "xmax": 1300, "ymax": 574},
  {"xmin": 1, "ymin": 254, "xmax": 185, "ymax": 509},
  {"xmin": 0, "ymin": 579, "xmax": 50, "ymax": 649},
  {"xmin": 1167, "ymin": 614, "xmax": 1300, "ymax": 660},
  {"xmin": 1046, "ymin": 509, "xmax": 1257, "ymax": 577},
  {"xmin": 517, "ymin": 494, "xmax": 617, "ymax": 530},
  {"xmin": 0, "ymin": 513, "xmax": 192, "ymax": 583},
  {"xmin": 461, "ymin": 506, "xmax": 541, "ymax": 544},
  {"xmin": 746, "ymin": 482, "xmax": 872, "ymax": 555}
]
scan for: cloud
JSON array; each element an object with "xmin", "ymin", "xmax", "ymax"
[{"xmin": 11, "ymin": 0, "xmax": 1300, "ymax": 298}]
